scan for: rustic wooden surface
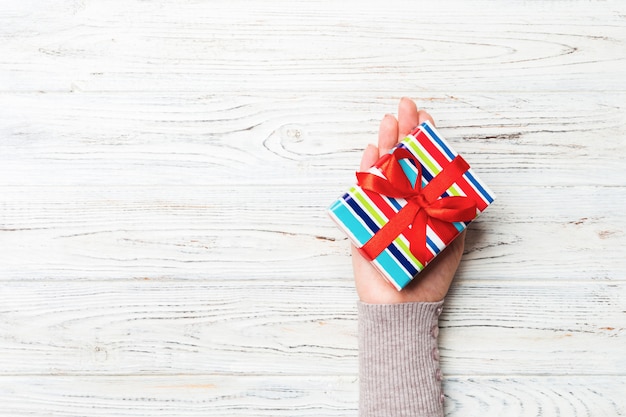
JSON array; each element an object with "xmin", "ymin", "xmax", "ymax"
[{"xmin": 1, "ymin": 0, "xmax": 625, "ymax": 416}]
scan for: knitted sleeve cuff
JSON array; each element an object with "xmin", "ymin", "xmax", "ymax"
[{"xmin": 358, "ymin": 300, "xmax": 445, "ymax": 417}]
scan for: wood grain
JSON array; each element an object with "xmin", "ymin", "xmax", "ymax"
[
  {"xmin": 1, "ymin": 93, "xmax": 625, "ymax": 188},
  {"xmin": 1, "ymin": 184, "xmax": 624, "ymax": 281},
  {"xmin": 2, "ymin": 1, "xmax": 625, "ymax": 94},
  {"xmin": 0, "ymin": 281, "xmax": 623, "ymax": 376},
  {"xmin": 1, "ymin": 0, "xmax": 625, "ymax": 416},
  {"xmin": 0, "ymin": 376, "xmax": 623, "ymax": 417}
]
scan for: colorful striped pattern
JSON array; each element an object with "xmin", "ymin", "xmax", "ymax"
[{"xmin": 328, "ymin": 121, "xmax": 495, "ymax": 290}]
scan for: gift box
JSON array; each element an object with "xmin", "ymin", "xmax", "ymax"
[{"xmin": 328, "ymin": 121, "xmax": 495, "ymax": 290}]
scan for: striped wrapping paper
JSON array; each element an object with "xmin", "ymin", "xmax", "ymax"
[{"xmin": 328, "ymin": 121, "xmax": 495, "ymax": 290}]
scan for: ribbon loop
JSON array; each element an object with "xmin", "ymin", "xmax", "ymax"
[{"xmin": 357, "ymin": 146, "xmax": 477, "ymax": 264}]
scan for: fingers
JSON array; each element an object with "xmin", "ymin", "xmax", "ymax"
[
  {"xmin": 359, "ymin": 144, "xmax": 379, "ymax": 171},
  {"xmin": 366, "ymin": 99, "xmax": 437, "ymax": 171},
  {"xmin": 417, "ymin": 109, "xmax": 436, "ymax": 126},
  {"xmin": 397, "ymin": 97, "xmax": 419, "ymax": 141},
  {"xmin": 378, "ymin": 114, "xmax": 399, "ymax": 156}
]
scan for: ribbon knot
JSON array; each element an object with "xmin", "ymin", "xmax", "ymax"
[
  {"xmin": 356, "ymin": 147, "xmax": 477, "ymax": 265},
  {"xmin": 413, "ymin": 193, "xmax": 430, "ymax": 209}
]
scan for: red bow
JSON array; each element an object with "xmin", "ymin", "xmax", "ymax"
[{"xmin": 357, "ymin": 147, "xmax": 477, "ymax": 264}]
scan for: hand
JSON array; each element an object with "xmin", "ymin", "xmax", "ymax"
[{"xmin": 352, "ymin": 98, "xmax": 466, "ymax": 304}]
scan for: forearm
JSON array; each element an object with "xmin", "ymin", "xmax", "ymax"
[{"xmin": 358, "ymin": 301, "xmax": 445, "ymax": 417}]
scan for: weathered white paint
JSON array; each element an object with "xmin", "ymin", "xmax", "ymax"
[{"xmin": 1, "ymin": 0, "xmax": 625, "ymax": 416}]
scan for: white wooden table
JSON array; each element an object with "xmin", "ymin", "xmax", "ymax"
[{"xmin": 1, "ymin": 1, "xmax": 625, "ymax": 415}]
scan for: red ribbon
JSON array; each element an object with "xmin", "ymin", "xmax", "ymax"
[{"xmin": 357, "ymin": 147, "xmax": 477, "ymax": 264}]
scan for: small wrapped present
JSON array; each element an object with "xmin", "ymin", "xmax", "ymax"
[{"xmin": 328, "ymin": 121, "xmax": 495, "ymax": 290}]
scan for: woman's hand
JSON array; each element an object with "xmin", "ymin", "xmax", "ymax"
[{"xmin": 352, "ymin": 97, "xmax": 466, "ymax": 304}]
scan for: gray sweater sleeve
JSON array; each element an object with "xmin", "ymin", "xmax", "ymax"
[{"xmin": 358, "ymin": 300, "xmax": 445, "ymax": 417}]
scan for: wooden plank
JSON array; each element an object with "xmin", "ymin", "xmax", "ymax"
[
  {"xmin": 445, "ymin": 376, "xmax": 626, "ymax": 417},
  {"xmin": 1, "ymin": 1, "xmax": 625, "ymax": 93},
  {"xmin": 1, "ymin": 183, "xmax": 624, "ymax": 281},
  {"xmin": 0, "ymin": 375, "xmax": 623, "ymax": 417},
  {"xmin": 442, "ymin": 282, "xmax": 626, "ymax": 375},
  {"xmin": 0, "ymin": 375, "xmax": 358, "ymax": 417},
  {"xmin": 0, "ymin": 92, "xmax": 624, "ymax": 188},
  {"xmin": 0, "ymin": 281, "xmax": 623, "ymax": 376}
]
